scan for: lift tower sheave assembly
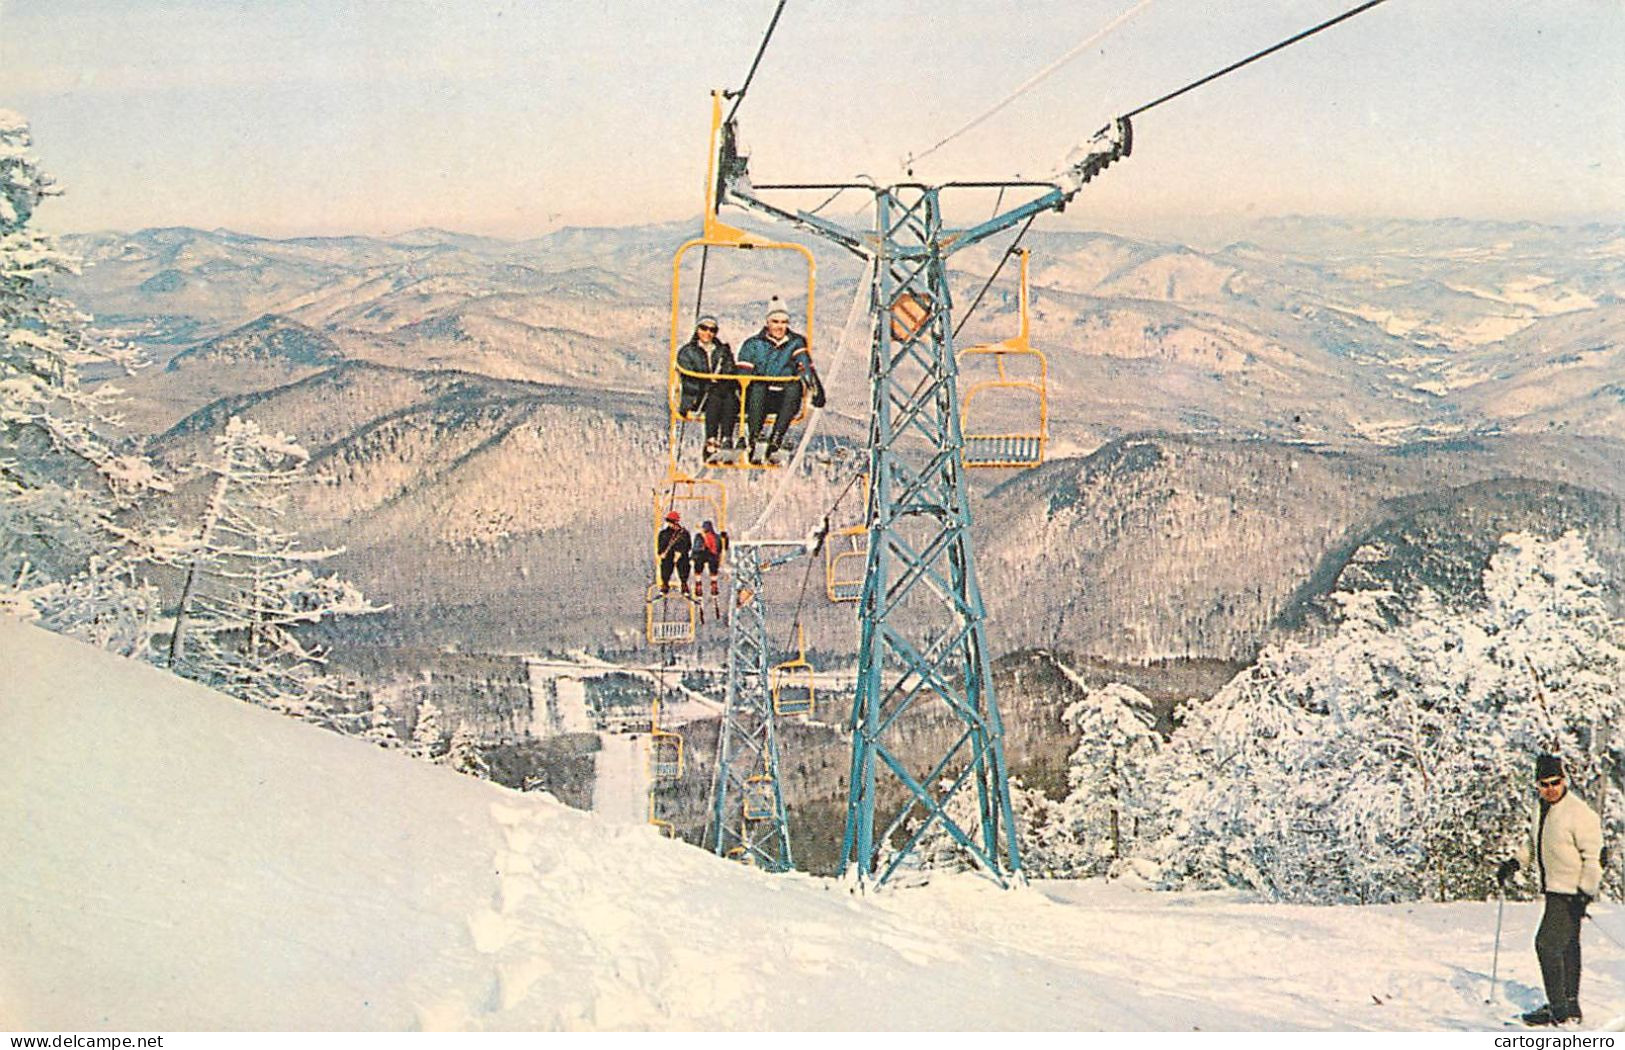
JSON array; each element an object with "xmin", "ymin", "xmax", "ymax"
[{"xmin": 717, "ymin": 95, "xmax": 1131, "ymax": 887}]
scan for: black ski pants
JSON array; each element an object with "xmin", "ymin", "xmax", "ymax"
[
  {"xmin": 691, "ymin": 546, "xmax": 722, "ymax": 592},
  {"xmin": 744, "ymin": 380, "xmax": 802, "ymax": 449},
  {"xmin": 701, "ymin": 382, "xmax": 739, "ymax": 445},
  {"xmin": 659, "ymin": 548, "xmax": 689, "ymax": 592},
  {"xmin": 1535, "ymin": 892, "xmax": 1585, "ymax": 1010},
  {"xmin": 680, "ymin": 380, "xmax": 739, "ymax": 445}
]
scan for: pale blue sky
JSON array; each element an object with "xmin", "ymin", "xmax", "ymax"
[{"xmin": 3, "ymin": 0, "xmax": 1622, "ymax": 238}]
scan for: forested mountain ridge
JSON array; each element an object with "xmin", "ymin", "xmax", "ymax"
[
  {"xmin": 140, "ymin": 356, "xmax": 1625, "ymax": 662},
  {"xmin": 977, "ymin": 432, "xmax": 1625, "ymax": 661},
  {"xmin": 61, "ymin": 216, "xmax": 1625, "ymax": 445},
  {"xmin": 55, "ymin": 217, "xmax": 1625, "ymax": 661}
]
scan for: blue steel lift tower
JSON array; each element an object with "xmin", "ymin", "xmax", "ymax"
[
  {"xmin": 710, "ymin": 539, "xmax": 809, "ymax": 870},
  {"xmin": 717, "ymin": 101, "xmax": 1132, "ymax": 887}
]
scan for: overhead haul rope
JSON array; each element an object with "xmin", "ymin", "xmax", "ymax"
[
  {"xmin": 725, "ymin": 0, "xmax": 789, "ymax": 123},
  {"xmin": 1118, "ymin": 0, "xmax": 1393, "ymax": 121},
  {"xmin": 935, "ymin": 0, "xmax": 1394, "ymax": 351},
  {"xmin": 913, "ymin": 0, "xmax": 1391, "ymax": 180},
  {"xmin": 743, "ymin": 254, "xmax": 877, "ymax": 540},
  {"xmin": 907, "ymin": 0, "xmax": 1156, "ymax": 171},
  {"xmin": 672, "ymin": 2, "xmax": 789, "ymax": 478}
]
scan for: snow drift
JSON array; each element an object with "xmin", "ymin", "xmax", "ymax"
[{"xmin": 2, "ymin": 616, "xmax": 1621, "ymax": 1031}]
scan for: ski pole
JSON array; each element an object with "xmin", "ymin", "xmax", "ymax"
[
  {"xmin": 1488, "ymin": 886, "xmax": 1506, "ymax": 1004},
  {"xmin": 1586, "ymin": 912, "xmax": 1625, "ymax": 950}
]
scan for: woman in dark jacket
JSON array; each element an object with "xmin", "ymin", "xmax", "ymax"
[{"xmin": 675, "ymin": 315, "xmax": 738, "ymax": 461}]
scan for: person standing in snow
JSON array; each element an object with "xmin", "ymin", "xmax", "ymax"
[
  {"xmin": 734, "ymin": 296, "xmax": 824, "ymax": 465},
  {"xmin": 1497, "ymin": 752, "xmax": 1603, "ymax": 1026},
  {"xmin": 656, "ymin": 511, "xmax": 691, "ymax": 595},
  {"xmin": 675, "ymin": 315, "xmax": 738, "ymax": 463},
  {"xmin": 689, "ymin": 520, "xmax": 728, "ymax": 600}
]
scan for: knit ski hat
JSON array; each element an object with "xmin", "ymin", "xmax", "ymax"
[
  {"xmin": 665, "ymin": 511, "xmax": 681, "ymax": 523},
  {"xmin": 1535, "ymin": 753, "xmax": 1565, "ymax": 780},
  {"xmin": 702, "ymin": 520, "xmax": 714, "ymax": 530},
  {"xmin": 697, "ymin": 314, "xmax": 719, "ymax": 329},
  {"xmin": 766, "ymin": 297, "xmax": 790, "ymax": 322}
]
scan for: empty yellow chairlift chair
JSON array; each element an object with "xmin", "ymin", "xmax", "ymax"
[
  {"xmin": 646, "ymin": 695, "xmax": 684, "ymax": 834},
  {"xmin": 824, "ymin": 473, "xmax": 868, "ymax": 603},
  {"xmin": 958, "ymin": 249, "xmax": 1048, "ymax": 469},
  {"xmin": 667, "ymin": 93, "xmax": 816, "ymax": 472},
  {"xmin": 825, "ymin": 529, "xmax": 867, "ymax": 603},
  {"xmin": 645, "ymin": 584, "xmax": 697, "ymax": 646},
  {"xmin": 649, "ymin": 726, "xmax": 685, "ymax": 781},
  {"xmin": 743, "ymin": 774, "xmax": 778, "ymax": 820},
  {"xmin": 771, "ymin": 624, "xmax": 817, "ymax": 717}
]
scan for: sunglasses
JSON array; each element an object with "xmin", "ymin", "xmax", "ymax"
[
  {"xmin": 1537, "ymin": 777, "xmax": 1564, "ymax": 788},
  {"xmin": 697, "ymin": 325, "xmax": 717, "ymax": 332}
]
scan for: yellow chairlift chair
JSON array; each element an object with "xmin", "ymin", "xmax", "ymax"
[{"xmin": 958, "ymin": 249, "xmax": 1048, "ymax": 469}]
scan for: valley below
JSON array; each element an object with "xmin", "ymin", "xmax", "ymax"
[{"xmin": 51, "ymin": 215, "xmax": 1625, "ymax": 862}]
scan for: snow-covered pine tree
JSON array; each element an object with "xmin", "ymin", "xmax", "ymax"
[
  {"xmin": 409, "ymin": 694, "xmax": 448, "ymax": 763},
  {"xmin": 1054, "ymin": 683, "xmax": 1160, "ymax": 876},
  {"xmin": 0, "ymin": 109, "xmax": 167, "ymax": 653},
  {"xmin": 361, "ymin": 693, "xmax": 402, "ymax": 749},
  {"xmin": 165, "ymin": 416, "xmax": 382, "ymax": 725},
  {"xmin": 447, "ymin": 721, "xmax": 490, "ymax": 779}
]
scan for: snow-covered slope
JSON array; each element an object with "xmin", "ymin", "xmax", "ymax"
[{"xmin": 3, "ymin": 617, "xmax": 1623, "ymax": 1032}]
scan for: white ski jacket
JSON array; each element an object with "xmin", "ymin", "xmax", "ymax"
[{"xmin": 1525, "ymin": 790, "xmax": 1604, "ymax": 897}]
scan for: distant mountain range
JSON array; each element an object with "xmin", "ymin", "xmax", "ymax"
[{"xmin": 54, "ymin": 217, "xmax": 1625, "ymax": 663}]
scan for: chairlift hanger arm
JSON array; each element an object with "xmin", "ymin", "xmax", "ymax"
[
  {"xmin": 730, "ymin": 538, "xmax": 812, "ymax": 572},
  {"xmin": 724, "ymin": 181, "xmax": 871, "ymax": 258}
]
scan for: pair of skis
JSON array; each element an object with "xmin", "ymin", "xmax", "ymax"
[{"xmin": 692, "ymin": 588, "xmax": 723, "ymax": 625}]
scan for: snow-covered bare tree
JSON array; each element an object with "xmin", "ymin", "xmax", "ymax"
[
  {"xmin": 166, "ymin": 416, "xmax": 382, "ymax": 725},
  {"xmin": 1151, "ymin": 532, "xmax": 1623, "ymax": 903},
  {"xmin": 1476, "ymin": 532, "xmax": 1625, "ymax": 897},
  {"xmin": 1007, "ymin": 775, "xmax": 1078, "ymax": 878},
  {"xmin": 1053, "ymin": 683, "xmax": 1160, "ymax": 876},
  {"xmin": 0, "ymin": 109, "xmax": 167, "ymax": 653},
  {"xmin": 1151, "ymin": 647, "xmax": 1334, "ymax": 898}
]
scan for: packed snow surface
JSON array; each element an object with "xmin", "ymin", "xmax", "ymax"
[{"xmin": 2, "ymin": 616, "xmax": 1622, "ymax": 1032}]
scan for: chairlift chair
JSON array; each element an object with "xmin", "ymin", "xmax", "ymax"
[
  {"xmin": 650, "ymin": 727, "xmax": 685, "ymax": 781},
  {"xmin": 771, "ymin": 624, "xmax": 816, "ymax": 717},
  {"xmin": 824, "ymin": 473, "xmax": 869, "ymax": 603},
  {"xmin": 743, "ymin": 774, "xmax": 778, "ymax": 820},
  {"xmin": 825, "ymin": 529, "xmax": 868, "ymax": 603},
  {"xmin": 958, "ymin": 249, "xmax": 1048, "ymax": 469},
  {"xmin": 645, "ymin": 584, "xmax": 697, "ymax": 646},
  {"xmin": 652, "ymin": 471, "xmax": 727, "ymax": 573},
  {"xmin": 667, "ymin": 93, "xmax": 817, "ymax": 473}
]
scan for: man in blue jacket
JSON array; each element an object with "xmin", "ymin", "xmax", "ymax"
[{"xmin": 735, "ymin": 297, "xmax": 825, "ymax": 465}]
